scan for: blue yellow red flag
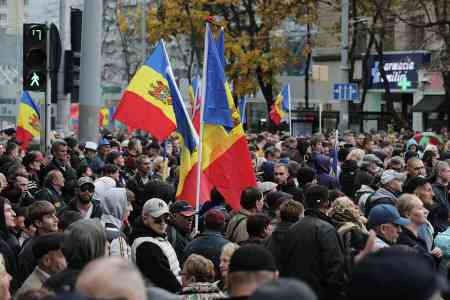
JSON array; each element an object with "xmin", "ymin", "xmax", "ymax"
[
  {"xmin": 16, "ymin": 91, "xmax": 40, "ymax": 149},
  {"xmin": 269, "ymin": 84, "xmax": 290, "ymax": 125},
  {"xmin": 113, "ymin": 41, "xmax": 176, "ymax": 140},
  {"xmin": 201, "ymin": 24, "xmax": 256, "ymax": 209},
  {"xmin": 99, "ymin": 107, "xmax": 109, "ymax": 127}
]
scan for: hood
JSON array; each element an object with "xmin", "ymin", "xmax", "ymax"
[
  {"xmin": 356, "ymin": 184, "xmax": 375, "ymax": 194},
  {"xmin": 93, "ymin": 176, "xmax": 116, "ymax": 202},
  {"xmin": 406, "ymin": 138, "xmax": 418, "ymax": 150},
  {"xmin": 371, "ymin": 187, "xmax": 397, "ymax": 202},
  {"xmin": 314, "ymin": 154, "xmax": 331, "ymax": 174},
  {"xmin": 62, "ymin": 219, "xmax": 107, "ymax": 270},
  {"xmin": 102, "ymin": 188, "xmax": 127, "ymax": 222},
  {"xmin": 341, "ymin": 159, "xmax": 358, "ymax": 172}
]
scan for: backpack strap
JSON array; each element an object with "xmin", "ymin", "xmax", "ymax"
[{"xmin": 229, "ymin": 215, "xmax": 247, "ymax": 241}]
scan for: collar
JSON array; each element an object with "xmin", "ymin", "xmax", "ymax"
[{"xmin": 35, "ymin": 266, "xmax": 51, "ymax": 279}]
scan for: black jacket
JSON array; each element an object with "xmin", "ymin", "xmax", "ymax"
[
  {"xmin": 129, "ymin": 220, "xmax": 182, "ymax": 293},
  {"xmin": 17, "ymin": 237, "xmax": 36, "ymax": 286},
  {"xmin": 60, "ymin": 197, "xmax": 104, "ymax": 219},
  {"xmin": 398, "ymin": 226, "xmax": 436, "ymax": 269},
  {"xmin": 265, "ymin": 221, "xmax": 294, "ymax": 270},
  {"xmin": 280, "ymin": 209, "xmax": 347, "ymax": 300},
  {"xmin": 42, "ymin": 159, "xmax": 78, "ymax": 200}
]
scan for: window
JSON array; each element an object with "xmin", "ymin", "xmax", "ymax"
[
  {"xmin": 408, "ymin": 16, "xmax": 425, "ymax": 49},
  {"xmin": 0, "ymin": 14, "xmax": 6, "ymax": 24},
  {"xmin": 0, "ymin": 0, "xmax": 6, "ymax": 8}
]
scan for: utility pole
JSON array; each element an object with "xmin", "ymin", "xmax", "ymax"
[
  {"xmin": 56, "ymin": 0, "xmax": 70, "ymax": 136},
  {"xmin": 304, "ymin": 15, "xmax": 312, "ymax": 110},
  {"xmin": 78, "ymin": 0, "xmax": 102, "ymax": 143},
  {"xmin": 339, "ymin": 0, "xmax": 350, "ymax": 132},
  {"xmin": 141, "ymin": 0, "xmax": 147, "ymax": 60}
]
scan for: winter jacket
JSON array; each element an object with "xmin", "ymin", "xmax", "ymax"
[
  {"xmin": 265, "ymin": 221, "xmax": 294, "ymax": 270},
  {"xmin": 276, "ymin": 181, "xmax": 302, "ymax": 201},
  {"xmin": 355, "ymin": 185, "xmax": 375, "ymax": 213},
  {"xmin": 364, "ymin": 187, "xmax": 398, "ymax": 217},
  {"xmin": 90, "ymin": 155, "xmax": 106, "ymax": 175},
  {"xmin": 130, "ymin": 220, "xmax": 182, "ymax": 293},
  {"xmin": 280, "ymin": 209, "xmax": 347, "ymax": 300},
  {"xmin": 17, "ymin": 237, "xmax": 37, "ymax": 287},
  {"xmin": 61, "ymin": 197, "xmax": 104, "ymax": 219},
  {"xmin": 183, "ymin": 230, "xmax": 229, "ymax": 279},
  {"xmin": 398, "ymin": 226, "xmax": 436, "ymax": 269},
  {"xmin": 339, "ymin": 160, "xmax": 359, "ymax": 198},
  {"xmin": 93, "ymin": 176, "xmax": 117, "ymax": 203},
  {"xmin": 42, "ymin": 158, "xmax": 78, "ymax": 200},
  {"xmin": 179, "ymin": 282, "xmax": 226, "ymax": 300},
  {"xmin": 314, "ymin": 154, "xmax": 340, "ymax": 190},
  {"xmin": 167, "ymin": 224, "xmax": 192, "ymax": 263},
  {"xmin": 37, "ymin": 186, "xmax": 67, "ymax": 211},
  {"xmin": 225, "ymin": 209, "xmax": 252, "ymax": 244}
]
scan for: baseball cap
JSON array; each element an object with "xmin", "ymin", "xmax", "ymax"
[
  {"xmin": 204, "ymin": 209, "xmax": 226, "ymax": 227},
  {"xmin": 349, "ymin": 247, "xmax": 449, "ymax": 300},
  {"xmin": 380, "ymin": 170, "xmax": 405, "ymax": 185},
  {"xmin": 78, "ymin": 176, "xmax": 95, "ymax": 188},
  {"xmin": 143, "ymin": 198, "xmax": 169, "ymax": 218},
  {"xmin": 169, "ymin": 200, "xmax": 195, "ymax": 217},
  {"xmin": 367, "ymin": 204, "xmax": 411, "ymax": 229},
  {"xmin": 249, "ymin": 278, "xmax": 317, "ymax": 300},
  {"xmin": 403, "ymin": 176, "xmax": 430, "ymax": 193},
  {"xmin": 98, "ymin": 138, "xmax": 110, "ymax": 147},
  {"xmin": 84, "ymin": 141, "xmax": 98, "ymax": 151},
  {"xmin": 229, "ymin": 244, "xmax": 277, "ymax": 273},
  {"xmin": 257, "ymin": 182, "xmax": 278, "ymax": 194}
]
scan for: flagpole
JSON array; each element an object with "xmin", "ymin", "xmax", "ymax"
[
  {"xmin": 193, "ymin": 24, "xmax": 209, "ymax": 233},
  {"xmin": 288, "ymin": 84, "xmax": 292, "ymax": 136}
]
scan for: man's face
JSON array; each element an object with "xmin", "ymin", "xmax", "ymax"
[
  {"xmin": 274, "ymin": 166, "xmax": 289, "ymax": 185},
  {"xmin": 37, "ymin": 212, "xmax": 59, "ymax": 233},
  {"xmin": 407, "ymin": 160, "xmax": 425, "ymax": 177},
  {"xmin": 439, "ymin": 165, "xmax": 450, "ymax": 183},
  {"xmin": 54, "ymin": 145, "xmax": 68, "ymax": 161},
  {"xmin": 138, "ymin": 158, "xmax": 152, "ymax": 174},
  {"xmin": 415, "ymin": 183, "xmax": 434, "ymax": 206},
  {"xmin": 172, "ymin": 213, "xmax": 194, "ymax": 234},
  {"xmin": 53, "ymin": 172, "xmax": 65, "ymax": 188},
  {"xmin": 85, "ymin": 149, "xmax": 97, "ymax": 160},
  {"xmin": 98, "ymin": 145, "xmax": 111, "ymax": 156},
  {"xmin": 407, "ymin": 198, "xmax": 428, "ymax": 225},
  {"xmin": 115, "ymin": 155, "xmax": 125, "ymax": 167},
  {"xmin": 380, "ymin": 223, "xmax": 401, "ymax": 243},
  {"xmin": 44, "ymin": 250, "xmax": 67, "ymax": 274},
  {"xmin": 16, "ymin": 176, "xmax": 28, "ymax": 193},
  {"xmin": 30, "ymin": 160, "xmax": 42, "ymax": 172},
  {"xmin": 387, "ymin": 179, "xmax": 403, "ymax": 193},
  {"xmin": 220, "ymin": 253, "xmax": 231, "ymax": 279},
  {"xmin": 3, "ymin": 204, "xmax": 15, "ymax": 228},
  {"xmin": 15, "ymin": 216, "xmax": 25, "ymax": 231},
  {"xmin": 144, "ymin": 214, "xmax": 168, "ymax": 236}
]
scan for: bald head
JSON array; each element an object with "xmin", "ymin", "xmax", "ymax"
[{"xmin": 76, "ymin": 257, "xmax": 146, "ymax": 300}]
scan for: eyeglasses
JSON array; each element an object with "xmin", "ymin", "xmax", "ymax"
[
  {"xmin": 80, "ymin": 185, "xmax": 95, "ymax": 193},
  {"xmin": 153, "ymin": 215, "xmax": 169, "ymax": 224}
]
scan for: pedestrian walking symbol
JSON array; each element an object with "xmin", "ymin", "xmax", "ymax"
[{"xmin": 30, "ymin": 72, "xmax": 40, "ymax": 87}]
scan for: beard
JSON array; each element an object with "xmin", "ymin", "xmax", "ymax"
[{"xmin": 79, "ymin": 195, "xmax": 92, "ymax": 204}]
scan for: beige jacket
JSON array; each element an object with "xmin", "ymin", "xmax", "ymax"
[{"xmin": 225, "ymin": 209, "xmax": 252, "ymax": 243}]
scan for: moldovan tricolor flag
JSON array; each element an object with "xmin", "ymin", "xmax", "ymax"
[
  {"xmin": 201, "ymin": 24, "xmax": 256, "ymax": 209},
  {"xmin": 113, "ymin": 42, "xmax": 176, "ymax": 140},
  {"xmin": 99, "ymin": 107, "xmax": 109, "ymax": 128},
  {"xmin": 269, "ymin": 85, "xmax": 290, "ymax": 125},
  {"xmin": 16, "ymin": 91, "xmax": 40, "ymax": 149}
]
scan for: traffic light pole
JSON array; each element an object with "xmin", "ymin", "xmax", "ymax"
[
  {"xmin": 78, "ymin": 0, "xmax": 102, "ymax": 143},
  {"xmin": 338, "ymin": 0, "xmax": 350, "ymax": 132},
  {"xmin": 41, "ymin": 23, "xmax": 51, "ymax": 155},
  {"xmin": 56, "ymin": 0, "xmax": 71, "ymax": 136}
]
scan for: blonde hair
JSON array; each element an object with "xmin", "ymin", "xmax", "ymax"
[
  {"xmin": 397, "ymin": 193, "xmax": 421, "ymax": 217},
  {"xmin": 221, "ymin": 243, "xmax": 240, "ymax": 259},
  {"xmin": 346, "ymin": 149, "xmax": 365, "ymax": 162},
  {"xmin": 183, "ymin": 254, "xmax": 215, "ymax": 283}
]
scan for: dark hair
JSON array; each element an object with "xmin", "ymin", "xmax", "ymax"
[
  {"xmin": 77, "ymin": 164, "xmax": 91, "ymax": 178},
  {"xmin": 210, "ymin": 187, "xmax": 225, "ymax": 204},
  {"xmin": 304, "ymin": 184, "xmax": 329, "ymax": 209},
  {"xmin": 280, "ymin": 200, "xmax": 304, "ymax": 223},
  {"xmin": 422, "ymin": 150, "xmax": 437, "ymax": 168},
  {"xmin": 5, "ymin": 141, "xmax": 18, "ymax": 154},
  {"xmin": 296, "ymin": 167, "xmax": 316, "ymax": 187},
  {"xmin": 57, "ymin": 210, "xmax": 83, "ymax": 231},
  {"xmin": 102, "ymin": 163, "xmax": 119, "ymax": 176},
  {"xmin": 28, "ymin": 200, "xmax": 56, "ymax": 223},
  {"xmin": 246, "ymin": 213, "xmax": 271, "ymax": 237},
  {"xmin": 240, "ymin": 187, "xmax": 262, "ymax": 210}
]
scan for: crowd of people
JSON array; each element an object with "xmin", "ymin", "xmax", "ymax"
[{"xmin": 0, "ymin": 127, "xmax": 449, "ymax": 300}]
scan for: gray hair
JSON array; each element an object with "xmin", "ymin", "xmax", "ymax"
[
  {"xmin": 62, "ymin": 219, "xmax": 106, "ymax": 270},
  {"xmin": 76, "ymin": 257, "xmax": 146, "ymax": 300}
]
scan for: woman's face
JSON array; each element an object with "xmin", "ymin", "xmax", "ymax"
[{"xmin": 219, "ymin": 253, "xmax": 231, "ymax": 279}]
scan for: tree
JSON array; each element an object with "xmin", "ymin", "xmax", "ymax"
[
  {"xmin": 393, "ymin": 0, "xmax": 450, "ymax": 129},
  {"xmin": 146, "ymin": 0, "xmax": 316, "ymax": 114}
]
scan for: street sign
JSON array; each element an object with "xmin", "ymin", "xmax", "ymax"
[{"xmin": 333, "ymin": 83, "xmax": 359, "ymax": 101}]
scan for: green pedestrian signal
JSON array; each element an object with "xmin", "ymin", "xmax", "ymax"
[{"xmin": 23, "ymin": 23, "xmax": 47, "ymax": 91}]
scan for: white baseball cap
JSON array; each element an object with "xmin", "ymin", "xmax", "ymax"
[
  {"xmin": 85, "ymin": 141, "xmax": 98, "ymax": 151},
  {"xmin": 142, "ymin": 198, "xmax": 169, "ymax": 218}
]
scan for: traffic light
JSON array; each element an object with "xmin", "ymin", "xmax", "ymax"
[
  {"xmin": 23, "ymin": 23, "xmax": 47, "ymax": 91},
  {"xmin": 64, "ymin": 8, "xmax": 82, "ymax": 102}
]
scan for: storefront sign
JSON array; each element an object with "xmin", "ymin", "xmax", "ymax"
[{"xmin": 368, "ymin": 52, "xmax": 430, "ymax": 90}]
